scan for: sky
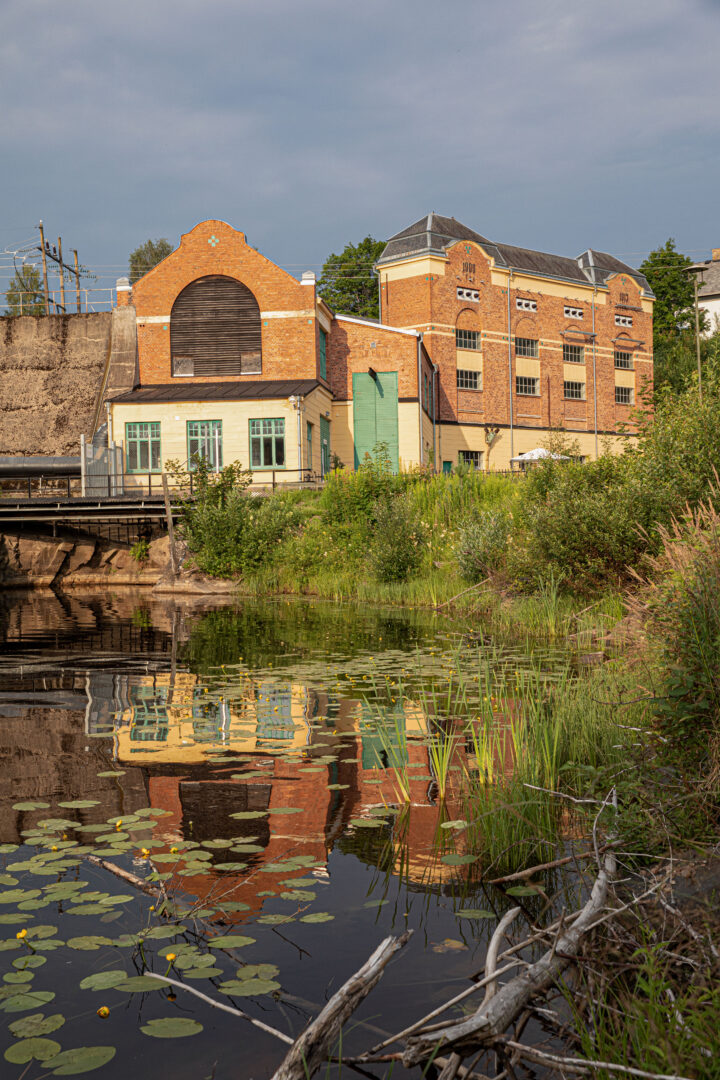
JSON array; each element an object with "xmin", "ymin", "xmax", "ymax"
[{"xmin": 2, "ymin": 0, "xmax": 719, "ymax": 296}]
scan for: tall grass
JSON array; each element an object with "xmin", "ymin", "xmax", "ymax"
[{"xmin": 404, "ymin": 470, "xmax": 519, "ymax": 528}]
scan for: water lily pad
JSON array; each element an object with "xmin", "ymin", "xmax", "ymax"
[
  {"xmin": 13, "ymin": 955, "xmax": 46, "ymax": 970},
  {"xmin": 256, "ymin": 914, "xmax": 294, "ymax": 925},
  {"xmin": 300, "ymin": 913, "xmax": 334, "ymax": 923},
  {"xmin": 0, "ymin": 874, "xmax": 18, "ymax": 886},
  {"xmin": 8, "ymin": 1012, "xmax": 65, "ymax": 1037},
  {"xmin": 26, "ymin": 925, "xmax": 58, "ymax": 939},
  {"xmin": 229, "ymin": 811, "xmax": 266, "ymax": 819},
  {"xmin": 217, "ymin": 902, "xmax": 250, "ymax": 912},
  {"xmin": 440, "ymin": 819, "xmax": 468, "ymax": 830},
  {"xmin": 96, "ymin": 771, "xmax": 125, "ymax": 778},
  {"xmin": 456, "ymin": 909, "xmax": 495, "ymax": 919},
  {"xmin": 208, "ymin": 935, "xmax": 255, "ymax": 949},
  {"xmin": 115, "ymin": 976, "xmax": 168, "ymax": 992},
  {"xmin": 363, "ymin": 899, "xmax": 389, "ymax": 908},
  {"xmin": 4, "ymin": 1036, "xmax": 61, "ymax": 1063},
  {"xmin": 267, "ymin": 807, "xmax": 304, "ymax": 815},
  {"xmin": 4, "ymin": 971, "xmax": 34, "ymax": 983},
  {"xmin": 280, "ymin": 890, "xmax": 316, "ymax": 901},
  {"xmin": 0, "ymin": 889, "xmax": 41, "ymax": 904},
  {"xmin": 49, "ymin": 1045, "xmax": 116, "ymax": 1074},
  {"xmin": 0, "ymin": 845, "xmax": 18, "ymax": 855},
  {"xmin": 219, "ymin": 978, "xmax": 279, "ymax": 996},
  {"xmin": 140, "ymin": 1017, "xmax": 203, "ymax": 1038},
  {"xmin": 237, "ymin": 963, "xmax": 279, "ymax": 979},
  {"xmin": 440, "ymin": 854, "xmax": 478, "ymax": 866},
  {"xmin": 2, "ymin": 990, "xmax": 56, "ymax": 1013},
  {"xmin": 506, "ymin": 885, "xmax": 542, "ymax": 896},
  {"xmin": 349, "ymin": 819, "xmax": 382, "ymax": 828},
  {"xmin": 182, "ymin": 967, "xmax": 224, "ymax": 979},
  {"xmin": 67, "ymin": 937, "xmax": 113, "ymax": 951},
  {"xmin": 58, "ymin": 800, "xmax": 100, "ymax": 810},
  {"xmin": 12, "ymin": 802, "xmax": 50, "ymax": 812},
  {"xmin": 143, "ymin": 925, "xmax": 187, "ymax": 940},
  {"xmin": 79, "ymin": 970, "xmax": 129, "ymax": 991}
]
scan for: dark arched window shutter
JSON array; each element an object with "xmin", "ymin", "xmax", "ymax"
[{"xmin": 170, "ymin": 275, "xmax": 262, "ymax": 376}]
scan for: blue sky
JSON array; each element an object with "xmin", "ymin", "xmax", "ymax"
[{"xmin": 2, "ymin": 0, "xmax": 719, "ymax": 293}]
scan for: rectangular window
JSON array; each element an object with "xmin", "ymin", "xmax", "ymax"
[
  {"xmin": 126, "ymin": 422, "xmax": 161, "ymax": 473},
  {"xmin": 563, "ymin": 343, "xmax": 584, "ymax": 364},
  {"xmin": 515, "ymin": 337, "xmax": 539, "ymax": 358},
  {"xmin": 423, "ymin": 372, "xmax": 429, "ymax": 408},
  {"xmin": 249, "ymin": 418, "xmax": 285, "ymax": 469},
  {"xmin": 457, "ymin": 369, "xmax": 480, "ymax": 390},
  {"xmin": 516, "ymin": 375, "xmax": 539, "ymax": 396},
  {"xmin": 458, "ymin": 450, "xmax": 483, "ymax": 469},
  {"xmin": 319, "ymin": 328, "xmax": 327, "ymax": 381},
  {"xmin": 614, "ymin": 350, "xmax": 633, "ymax": 369},
  {"xmin": 187, "ymin": 420, "xmax": 222, "ymax": 471},
  {"xmin": 615, "ymin": 314, "xmax": 633, "ymax": 327},
  {"xmin": 306, "ymin": 421, "xmax": 313, "ymax": 471},
  {"xmin": 564, "ymin": 381, "xmax": 586, "ymax": 400},
  {"xmin": 516, "ymin": 297, "xmax": 537, "ymax": 312},
  {"xmin": 615, "ymin": 386, "xmax": 634, "ymax": 405},
  {"xmin": 455, "ymin": 328, "xmax": 480, "ymax": 350},
  {"xmin": 564, "ymin": 306, "xmax": 583, "ymax": 320}
]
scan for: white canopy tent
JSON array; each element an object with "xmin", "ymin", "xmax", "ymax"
[{"xmin": 509, "ymin": 447, "xmax": 571, "ymax": 467}]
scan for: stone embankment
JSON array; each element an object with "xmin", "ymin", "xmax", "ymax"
[{"xmin": 0, "ymin": 533, "xmax": 236, "ymax": 594}]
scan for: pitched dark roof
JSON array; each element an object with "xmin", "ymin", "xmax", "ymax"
[
  {"xmin": 109, "ymin": 380, "xmax": 321, "ymax": 404},
  {"xmin": 377, "ymin": 213, "xmax": 654, "ymax": 295},
  {"xmin": 698, "ymin": 258, "xmax": 720, "ymax": 299}
]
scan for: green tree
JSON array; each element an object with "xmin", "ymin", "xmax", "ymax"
[
  {"xmin": 640, "ymin": 239, "xmax": 699, "ymax": 340},
  {"xmin": 317, "ymin": 236, "xmax": 385, "ymax": 318},
  {"xmin": 5, "ymin": 265, "xmax": 45, "ymax": 315},
  {"xmin": 129, "ymin": 238, "xmax": 174, "ymax": 284}
]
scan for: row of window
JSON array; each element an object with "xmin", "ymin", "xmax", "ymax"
[
  {"xmin": 457, "ymin": 287, "xmax": 480, "ymax": 302},
  {"xmin": 455, "ymin": 329, "xmax": 637, "ymax": 364},
  {"xmin": 125, "ymin": 418, "xmax": 288, "ymax": 473},
  {"xmin": 514, "ymin": 378, "xmax": 634, "ymax": 404}
]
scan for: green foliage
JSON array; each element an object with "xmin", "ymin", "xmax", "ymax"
[
  {"xmin": 128, "ymin": 238, "xmax": 174, "ymax": 284},
  {"xmin": 454, "ymin": 510, "xmax": 510, "ymax": 582},
  {"xmin": 639, "ymin": 238, "xmax": 698, "ymax": 340},
  {"xmin": 5, "ymin": 265, "xmax": 45, "ymax": 316},
  {"xmin": 369, "ymin": 495, "xmax": 425, "ymax": 582},
  {"xmin": 319, "ymin": 446, "xmax": 399, "ymax": 527},
  {"xmin": 129, "ymin": 539, "xmax": 149, "ymax": 564},
  {"xmin": 317, "ymin": 236, "xmax": 385, "ymax": 318}
]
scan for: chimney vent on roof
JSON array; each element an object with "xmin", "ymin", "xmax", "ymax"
[
  {"xmin": 301, "ymin": 271, "xmax": 316, "ymax": 285},
  {"xmin": 712, "ymin": 249, "xmax": 720, "ymax": 262}
]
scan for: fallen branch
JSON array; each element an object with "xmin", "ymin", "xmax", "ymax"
[
  {"xmin": 402, "ymin": 850, "xmax": 616, "ymax": 1066},
  {"xmin": 434, "ymin": 578, "xmax": 490, "ymax": 610},
  {"xmin": 86, "ymin": 856, "xmax": 164, "ymax": 900},
  {"xmin": 481, "ymin": 906, "xmax": 521, "ymax": 1007},
  {"xmin": 488, "ymin": 849, "xmax": 597, "ymax": 884},
  {"xmin": 504, "ymin": 1040, "xmax": 693, "ymax": 1080},
  {"xmin": 270, "ymin": 932, "xmax": 412, "ymax": 1080},
  {"xmin": 143, "ymin": 972, "xmax": 293, "ymax": 1044}
]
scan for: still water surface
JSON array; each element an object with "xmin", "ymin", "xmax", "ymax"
[{"xmin": 0, "ymin": 591, "xmax": 564, "ymax": 1078}]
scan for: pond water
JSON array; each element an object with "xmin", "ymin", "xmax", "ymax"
[{"xmin": 0, "ymin": 591, "xmax": 568, "ymax": 1079}]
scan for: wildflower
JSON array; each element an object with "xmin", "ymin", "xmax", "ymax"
[
  {"xmin": 16, "ymin": 929, "xmax": 27, "ymax": 940},
  {"xmin": 97, "ymin": 1006, "xmax": 110, "ymax": 1019},
  {"xmin": 165, "ymin": 953, "xmax": 176, "ymax": 963}
]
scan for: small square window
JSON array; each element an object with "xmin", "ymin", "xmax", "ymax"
[
  {"xmin": 456, "ymin": 328, "xmax": 480, "ymax": 350},
  {"xmin": 615, "ymin": 314, "xmax": 633, "ymax": 327},
  {"xmin": 564, "ymin": 306, "xmax": 583, "ymax": 320},
  {"xmin": 564, "ymin": 381, "xmax": 585, "ymax": 400},
  {"xmin": 515, "ymin": 338, "xmax": 539, "ymax": 358},
  {"xmin": 516, "ymin": 375, "xmax": 539, "ymax": 396},
  {"xmin": 563, "ymin": 344, "xmax": 584, "ymax": 364},
  {"xmin": 516, "ymin": 297, "xmax": 537, "ymax": 312},
  {"xmin": 615, "ymin": 386, "xmax": 634, "ymax": 405},
  {"xmin": 458, "ymin": 450, "xmax": 483, "ymax": 469},
  {"xmin": 456, "ymin": 287, "xmax": 479, "ymax": 302},
  {"xmin": 457, "ymin": 369, "xmax": 480, "ymax": 391},
  {"xmin": 614, "ymin": 351, "xmax": 633, "ymax": 370}
]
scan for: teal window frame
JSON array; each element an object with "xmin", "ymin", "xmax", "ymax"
[
  {"xmin": 187, "ymin": 420, "xmax": 223, "ymax": 472},
  {"xmin": 319, "ymin": 328, "xmax": 327, "ymax": 380},
  {"xmin": 249, "ymin": 418, "xmax": 286, "ymax": 469},
  {"xmin": 306, "ymin": 420, "xmax": 313, "ymax": 471},
  {"xmin": 125, "ymin": 421, "xmax": 161, "ymax": 473}
]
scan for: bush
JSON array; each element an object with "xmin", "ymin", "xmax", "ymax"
[
  {"xmin": 634, "ymin": 501, "xmax": 720, "ymax": 783},
  {"xmin": 454, "ymin": 510, "xmax": 510, "ymax": 582},
  {"xmin": 319, "ymin": 446, "xmax": 400, "ymax": 528},
  {"xmin": 369, "ymin": 495, "xmax": 425, "ymax": 582}
]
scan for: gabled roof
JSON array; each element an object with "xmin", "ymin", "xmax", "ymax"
[{"xmin": 377, "ymin": 213, "xmax": 654, "ymax": 295}]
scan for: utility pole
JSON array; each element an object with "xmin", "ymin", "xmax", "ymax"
[
  {"xmin": 38, "ymin": 221, "xmax": 50, "ymax": 315},
  {"xmin": 694, "ymin": 273, "xmax": 702, "ymax": 403},
  {"xmin": 57, "ymin": 237, "xmax": 66, "ymax": 313},
  {"xmin": 73, "ymin": 250, "xmax": 81, "ymax": 311}
]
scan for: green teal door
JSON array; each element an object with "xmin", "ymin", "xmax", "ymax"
[
  {"xmin": 442, "ymin": 460, "xmax": 453, "ymax": 474},
  {"xmin": 320, "ymin": 416, "xmax": 331, "ymax": 477},
  {"xmin": 352, "ymin": 371, "xmax": 399, "ymax": 472}
]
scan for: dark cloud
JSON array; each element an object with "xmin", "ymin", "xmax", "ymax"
[{"xmin": 1, "ymin": 0, "xmax": 718, "ymax": 289}]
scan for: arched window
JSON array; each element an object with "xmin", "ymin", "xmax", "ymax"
[{"xmin": 170, "ymin": 275, "xmax": 262, "ymax": 377}]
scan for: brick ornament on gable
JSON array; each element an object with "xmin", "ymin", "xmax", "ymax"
[{"xmin": 208, "ymin": 235, "xmax": 220, "ymax": 247}]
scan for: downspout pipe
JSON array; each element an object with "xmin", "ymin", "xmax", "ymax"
[
  {"xmin": 432, "ymin": 360, "xmax": 438, "ymax": 472},
  {"xmin": 507, "ymin": 269, "xmax": 514, "ymax": 461},
  {"xmin": 592, "ymin": 284, "xmax": 598, "ymax": 459},
  {"xmin": 417, "ymin": 333, "xmax": 423, "ymax": 466}
]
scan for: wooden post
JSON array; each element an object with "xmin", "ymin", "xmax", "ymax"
[
  {"xmin": 38, "ymin": 221, "xmax": 50, "ymax": 315},
  {"xmin": 57, "ymin": 237, "xmax": 66, "ymax": 312},
  {"xmin": 73, "ymin": 250, "xmax": 81, "ymax": 312},
  {"xmin": 162, "ymin": 472, "xmax": 179, "ymax": 579}
]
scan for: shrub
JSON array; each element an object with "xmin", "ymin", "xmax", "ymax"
[
  {"xmin": 454, "ymin": 510, "xmax": 510, "ymax": 582},
  {"xmin": 320, "ymin": 445, "xmax": 400, "ymax": 528},
  {"xmin": 130, "ymin": 538, "xmax": 150, "ymax": 564},
  {"xmin": 369, "ymin": 495, "xmax": 425, "ymax": 582},
  {"xmin": 633, "ymin": 501, "xmax": 720, "ymax": 783}
]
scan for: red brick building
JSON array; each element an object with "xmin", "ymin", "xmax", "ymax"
[{"xmin": 108, "ymin": 215, "xmax": 653, "ymax": 478}]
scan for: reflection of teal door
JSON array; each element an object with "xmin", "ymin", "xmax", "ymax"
[
  {"xmin": 320, "ymin": 416, "xmax": 331, "ymax": 477},
  {"xmin": 442, "ymin": 460, "xmax": 453, "ymax": 474},
  {"xmin": 352, "ymin": 372, "xmax": 399, "ymax": 472}
]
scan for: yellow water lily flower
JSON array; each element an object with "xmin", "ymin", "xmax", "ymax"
[
  {"xmin": 97, "ymin": 1006, "xmax": 110, "ymax": 1018},
  {"xmin": 16, "ymin": 929, "xmax": 27, "ymax": 940}
]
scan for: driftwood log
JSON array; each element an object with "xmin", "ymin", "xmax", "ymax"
[
  {"xmin": 269, "ymin": 931, "xmax": 412, "ymax": 1080},
  {"xmin": 401, "ymin": 850, "xmax": 615, "ymax": 1067}
]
